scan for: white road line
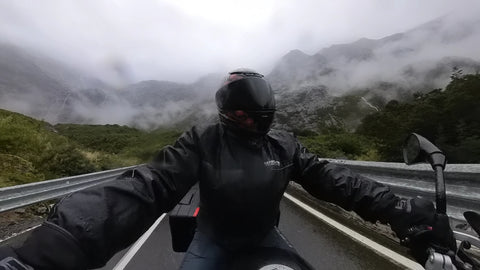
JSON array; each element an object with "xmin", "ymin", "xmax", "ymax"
[
  {"xmin": 0, "ymin": 224, "xmax": 41, "ymax": 243},
  {"xmin": 283, "ymin": 193, "xmax": 424, "ymax": 270},
  {"xmin": 112, "ymin": 213, "xmax": 167, "ymax": 270}
]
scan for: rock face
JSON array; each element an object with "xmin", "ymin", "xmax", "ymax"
[
  {"xmin": 274, "ymin": 86, "xmax": 331, "ymax": 131},
  {"xmin": 1, "ymin": 15, "xmax": 480, "ymax": 131}
]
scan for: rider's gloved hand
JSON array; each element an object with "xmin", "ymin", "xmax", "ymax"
[
  {"xmin": 388, "ymin": 197, "xmax": 456, "ymax": 264},
  {"xmin": 0, "ymin": 246, "xmax": 33, "ymax": 270}
]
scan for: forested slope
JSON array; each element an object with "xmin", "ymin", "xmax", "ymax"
[{"xmin": 356, "ymin": 73, "xmax": 480, "ymax": 162}]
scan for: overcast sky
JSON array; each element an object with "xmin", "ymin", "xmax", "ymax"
[{"xmin": 1, "ymin": 0, "xmax": 479, "ymax": 84}]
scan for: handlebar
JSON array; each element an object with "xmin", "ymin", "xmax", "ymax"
[
  {"xmin": 425, "ymin": 250, "xmax": 457, "ymax": 270},
  {"xmin": 402, "ymin": 134, "xmax": 480, "ymax": 270},
  {"xmin": 418, "ymin": 228, "xmax": 480, "ymax": 270}
]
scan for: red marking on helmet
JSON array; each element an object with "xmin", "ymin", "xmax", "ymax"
[
  {"xmin": 235, "ymin": 110, "xmax": 246, "ymax": 116},
  {"xmin": 223, "ymin": 74, "xmax": 244, "ymax": 85},
  {"xmin": 427, "ymin": 226, "xmax": 433, "ymax": 230},
  {"xmin": 229, "ymin": 74, "xmax": 243, "ymax": 81},
  {"xmin": 193, "ymin": 207, "xmax": 200, "ymax": 217}
]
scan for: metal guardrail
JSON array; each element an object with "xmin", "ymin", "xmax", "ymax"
[
  {"xmin": 327, "ymin": 159, "xmax": 480, "ymax": 221},
  {"xmin": 1, "ymin": 160, "xmax": 479, "ymax": 221},
  {"xmin": 0, "ymin": 165, "xmax": 138, "ymax": 213}
]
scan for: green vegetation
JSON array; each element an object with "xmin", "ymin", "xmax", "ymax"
[
  {"xmin": 55, "ymin": 124, "xmax": 181, "ymax": 169},
  {"xmin": 0, "ymin": 109, "xmax": 95, "ymax": 186},
  {"xmin": 0, "ymin": 109, "xmax": 181, "ymax": 187},
  {"xmin": 356, "ymin": 73, "xmax": 480, "ymax": 162},
  {"xmin": 296, "ymin": 73, "xmax": 480, "ymax": 163},
  {"xmin": 54, "ymin": 124, "xmax": 143, "ymax": 154},
  {"xmin": 298, "ymin": 132, "xmax": 381, "ymax": 161}
]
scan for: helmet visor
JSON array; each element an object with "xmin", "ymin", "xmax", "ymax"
[{"xmin": 220, "ymin": 110, "xmax": 275, "ymax": 135}]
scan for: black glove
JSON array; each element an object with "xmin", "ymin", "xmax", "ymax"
[
  {"xmin": 0, "ymin": 246, "xmax": 33, "ymax": 270},
  {"xmin": 389, "ymin": 197, "xmax": 456, "ymax": 264}
]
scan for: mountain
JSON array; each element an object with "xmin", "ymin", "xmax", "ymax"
[
  {"xmin": 120, "ymin": 80, "xmax": 195, "ymax": 107},
  {"xmin": 0, "ymin": 43, "xmax": 71, "ymax": 120},
  {"xmin": 1, "ymin": 14, "xmax": 480, "ymax": 131},
  {"xmin": 0, "ymin": 43, "xmax": 115, "ymax": 123},
  {"xmin": 268, "ymin": 16, "xmax": 480, "ymax": 97},
  {"xmin": 114, "ymin": 75, "xmax": 223, "ymax": 129},
  {"xmin": 0, "ymin": 43, "xmax": 220, "ymax": 128},
  {"xmin": 265, "ymin": 15, "xmax": 480, "ymax": 131}
]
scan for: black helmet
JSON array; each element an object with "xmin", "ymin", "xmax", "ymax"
[{"xmin": 215, "ymin": 68, "xmax": 275, "ymax": 135}]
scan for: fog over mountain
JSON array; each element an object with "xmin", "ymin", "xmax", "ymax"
[
  {"xmin": 269, "ymin": 15, "xmax": 480, "ymax": 95},
  {"xmin": 1, "ymin": 12, "xmax": 480, "ymax": 130},
  {"xmin": 0, "ymin": 42, "xmax": 222, "ymax": 128}
]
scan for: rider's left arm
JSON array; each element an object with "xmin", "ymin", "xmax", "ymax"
[
  {"xmin": 291, "ymin": 139, "xmax": 400, "ymax": 223},
  {"xmin": 291, "ymin": 138, "xmax": 456, "ymax": 263}
]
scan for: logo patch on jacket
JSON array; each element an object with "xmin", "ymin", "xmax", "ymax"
[
  {"xmin": 395, "ymin": 198, "xmax": 412, "ymax": 213},
  {"xmin": 264, "ymin": 160, "xmax": 281, "ymax": 167}
]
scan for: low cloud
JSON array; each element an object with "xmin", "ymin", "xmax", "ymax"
[{"xmin": 1, "ymin": 0, "xmax": 479, "ymax": 84}]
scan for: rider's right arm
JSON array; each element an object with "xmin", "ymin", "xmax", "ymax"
[{"xmin": 8, "ymin": 127, "xmax": 201, "ymax": 270}]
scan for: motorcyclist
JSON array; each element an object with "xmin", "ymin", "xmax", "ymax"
[{"xmin": 0, "ymin": 69, "xmax": 456, "ymax": 270}]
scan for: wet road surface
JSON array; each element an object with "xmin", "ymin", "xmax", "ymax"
[{"xmin": 98, "ymin": 197, "xmax": 404, "ymax": 270}]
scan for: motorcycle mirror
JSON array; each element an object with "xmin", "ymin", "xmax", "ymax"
[
  {"xmin": 403, "ymin": 133, "xmax": 448, "ymax": 214},
  {"xmin": 403, "ymin": 134, "xmax": 422, "ymax": 164},
  {"xmin": 464, "ymin": 211, "xmax": 480, "ymax": 237},
  {"xmin": 402, "ymin": 133, "xmax": 446, "ymax": 169}
]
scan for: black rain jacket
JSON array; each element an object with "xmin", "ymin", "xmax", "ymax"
[{"xmin": 13, "ymin": 123, "xmax": 400, "ymax": 269}]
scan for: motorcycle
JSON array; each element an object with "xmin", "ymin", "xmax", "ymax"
[
  {"xmin": 0, "ymin": 133, "xmax": 478, "ymax": 270},
  {"xmin": 403, "ymin": 133, "xmax": 480, "ymax": 270},
  {"xmin": 169, "ymin": 186, "xmax": 315, "ymax": 270}
]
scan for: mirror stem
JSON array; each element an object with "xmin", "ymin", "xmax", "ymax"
[{"xmin": 434, "ymin": 165, "xmax": 447, "ymax": 214}]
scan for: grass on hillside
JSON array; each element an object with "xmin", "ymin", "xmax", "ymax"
[
  {"xmin": 298, "ymin": 132, "xmax": 381, "ymax": 161},
  {"xmin": 55, "ymin": 123, "xmax": 182, "ymax": 169},
  {"xmin": 0, "ymin": 109, "xmax": 181, "ymax": 187}
]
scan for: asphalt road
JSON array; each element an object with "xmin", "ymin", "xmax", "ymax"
[{"xmin": 98, "ymin": 197, "xmax": 403, "ymax": 270}]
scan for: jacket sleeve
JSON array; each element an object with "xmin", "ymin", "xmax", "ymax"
[
  {"xmin": 14, "ymin": 128, "xmax": 201, "ymax": 270},
  {"xmin": 292, "ymin": 139, "xmax": 398, "ymax": 224}
]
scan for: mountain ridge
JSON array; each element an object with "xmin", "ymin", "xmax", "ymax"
[{"xmin": 1, "ymin": 14, "xmax": 479, "ymax": 131}]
